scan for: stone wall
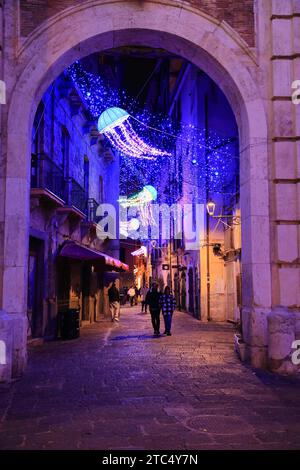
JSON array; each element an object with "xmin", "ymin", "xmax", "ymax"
[
  {"xmin": 269, "ymin": 0, "xmax": 300, "ymax": 309},
  {"xmin": 28, "ymin": 70, "xmax": 121, "ymax": 338},
  {"xmin": 265, "ymin": 0, "xmax": 300, "ymax": 373},
  {"xmin": 19, "ymin": 0, "xmax": 255, "ymax": 46},
  {"xmin": 238, "ymin": 0, "xmax": 300, "ymax": 373}
]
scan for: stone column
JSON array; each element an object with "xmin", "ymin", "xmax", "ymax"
[
  {"xmin": 0, "ymin": 1, "xmax": 28, "ymax": 379},
  {"xmin": 0, "ymin": 2, "xmax": 14, "ymax": 382},
  {"xmin": 268, "ymin": 0, "xmax": 300, "ymax": 372}
]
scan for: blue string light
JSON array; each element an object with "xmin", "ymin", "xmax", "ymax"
[{"xmin": 67, "ymin": 61, "xmax": 239, "ymax": 204}]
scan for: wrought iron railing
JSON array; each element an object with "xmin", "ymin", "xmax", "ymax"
[
  {"xmin": 31, "ymin": 153, "xmax": 88, "ymax": 214},
  {"xmin": 65, "ymin": 177, "xmax": 87, "ymax": 215},
  {"xmin": 31, "ymin": 153, "xmax": 65, "ymax": 201}
]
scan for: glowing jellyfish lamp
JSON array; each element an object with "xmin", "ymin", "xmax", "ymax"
[
  {"xmin": 120, "ymin": 217, "xmax": 140, "ymax": 237},
  {"xmin": 118, "ymin": 185, "xmax": 157, "ymax": 208},
  {"xmin": 118, "ymin": 185, "xmax": 157, "ymax": 226},
  {"xmin": 98, "ymin": 107, "xmax": 170, "ymax": 159}
]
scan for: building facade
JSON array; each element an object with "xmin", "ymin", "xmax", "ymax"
[
  {"xmin": 149, "ymin": 63, "xmax": 241, "ymax": 323},
  {"xmin": 28, "ymin": 71, "xmax": 125, "ymax": 341}
]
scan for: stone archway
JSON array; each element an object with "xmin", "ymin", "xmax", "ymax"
[{"xmin": 1, "ymin": 0, "xmax": 271, "ymax": 377}]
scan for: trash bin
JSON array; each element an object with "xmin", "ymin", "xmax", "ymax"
[{"xmin": 58, "ymin": 308, "xmax": 80, "ymax": 340}]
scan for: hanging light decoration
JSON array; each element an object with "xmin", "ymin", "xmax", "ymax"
[
  {"xmin": 119, "ymin": 185, "xmax": 157, "ymax": 226},
  {"xmin": 68, "ymin": 61, "xmax": 239, "ymax": 203},
  {"xmin": 120, "ymin": 217, "xmax": 140, "ymax": 237},
  {"xmin": 98, "ymin": 107, "xmax": 171, "ymax": 160},
  {"xmin": 118, "ymin": 185, "xmax": 157, "ymax": 207}
]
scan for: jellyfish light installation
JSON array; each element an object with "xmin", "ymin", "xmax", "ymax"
[
  {"xmin": 118, "ymin": 185, "xmax": 158, "ymax": 226},
  {"xmin": 98, "ymin": 107, "xmax": 171, "ymax": 160}
]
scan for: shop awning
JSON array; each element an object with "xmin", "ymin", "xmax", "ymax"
[{"xmin": 58, "ymin": 241, "xmax": 129, "ymax": 272}]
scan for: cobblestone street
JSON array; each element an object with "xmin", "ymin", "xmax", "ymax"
[{"xmin": 1, "ymin": 306, "xmax": 300, "ymax": 450}]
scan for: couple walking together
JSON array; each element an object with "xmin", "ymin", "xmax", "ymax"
[
  {"xmin": 108, "ymin": 281, "xmax": 176, "ymax": 336},
  {"xmin": 147, "ymin": 283, "xmax": 176, "ymax": 336}
]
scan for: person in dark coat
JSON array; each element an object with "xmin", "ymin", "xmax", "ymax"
[
  {"xmin": 141, "ymin": 284, "xmax": 149, "ymax": 313},
  {"xmin": 108, "ymin": 281, "xmax": 120, "ymax": 322},
  {"xmin": 147, "ymin": 282, "xmax": 161, "ymax": 336},
  {"xmin": 159, "ymin": 286, "xmax": 176, "ymax": 335}
]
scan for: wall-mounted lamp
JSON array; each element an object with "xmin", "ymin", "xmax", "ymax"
[
  {"xmin": 206, "ymin": 200, "xmax": 216, "ymax": 216},
  {"xmin": 206, "ymin": 200, "xmax": 241, "ymax": 229}
]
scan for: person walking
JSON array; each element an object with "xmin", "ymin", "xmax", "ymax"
[
  {"xmin": 147, "ymin": 283, "xmax": 161, "ymax": 336},
  {"xmin": 160, "ymin": 286, "xmax": 176, "ymax": 336},
  {"xmin": 108, "ymin": 281, "xmax": 120, "ymax": 322},
  {"xmin": 127, "ymin": 286, "xmax": 135, "ymax": 307},
  {"xmin": 140, "ymin": 284, "xmax": 149, "ymax": 313},
  {"xmin": 135, "ymin": 286, "xmax": 140, "ymax": 306}
]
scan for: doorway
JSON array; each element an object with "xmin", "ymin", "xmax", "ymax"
[{"xmin": 27, "ymin": 237, "xmax": 44, "ymax": 338}]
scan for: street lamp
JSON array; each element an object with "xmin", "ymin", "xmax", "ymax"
[
  {"xmin": 206, "ymin": 200, "xmax": 216, "ymax": 216},
  {"xmin": 206, "ymin": 200, "xmax": 241, "ymax": 229}
]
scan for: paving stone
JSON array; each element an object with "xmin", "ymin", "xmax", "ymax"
[{"xmin": 0, "ymin": 306, "xmax": 300, "ymax": 449}]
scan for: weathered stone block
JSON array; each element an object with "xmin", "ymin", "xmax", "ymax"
[
  {"xmin": 0, "ymin": 310, "xmax": 13, "ymax": 382},
  {"xmin": 10, "ymin": 314, "xmax": 27, "ymax": 377},
  {"xmin": 273, "ymin": 101, "xmax": 294, "ymax": 137},
  {"xmin": 252, "ymin": 263, "xmax": 272, "ymax": 307},
  {"xmin": 242, "ymin": 216, "xmax": 271, "ymax": 264},
  {"xmin": 293, "ymin": 17, "xmax": 300, "ymax": 54},
  {"xmin": 272, "ymin": 0, "xmax": 293, "ymax": 15},
  {"xmin": 272, "ymin": 18, "xmax": 293, "ymax": 56},
  {"xmin": 278, "ymin": 267, "xmax": 300, "ymax": 307},
  {"xmin": 244, "ymin": 344, "xmax": 268, "ymax": 369},
  {"xmin": 277, "ymin": 224, "xmax": 299, "ymax": 262},
  {"xmin": 294, "ymin": 0, "xmax": 300, "ymax": 14},
  {"xmin": 274, "ymin": 141, "xmax": 296, "ymax": 180},
  {"xmin": 3, "ymin": 267, "xmax": 27, "ymax": 314},
  {"xmin": 268, "ymin": 307, "xmax": 295, "ymax": 359},
  {"xmin": 242, "ymin": 307, "xmax": 269, "ymax": 348},
  {"xmin": 275, "ymin": 183, "xmax": 297, "ymax": 220},
  {"xmin": 267, "ymin": 307, "xmax": 298, "ymax": 373},
  {"xmin": 272, "ymin": 60, "xmax": 292, "ymax": 96}
]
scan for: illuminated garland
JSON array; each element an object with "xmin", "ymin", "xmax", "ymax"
[{"xmin": 68, "ymin": 61, "xmax": 239, "ymax": 204}]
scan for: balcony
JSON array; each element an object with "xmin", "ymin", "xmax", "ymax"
[
  {"xmin": 31, "ymin": 153, "xmax": 65, "ymax": 207},
  {"xmin": 65, "ymin": 177, "xmax": 87, "ymax": 217},
  {"xmin": 30, "ymin": 153, "xmax": 87, "ymax": 218}
]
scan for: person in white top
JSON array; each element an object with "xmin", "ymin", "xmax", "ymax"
[{"xmin": 127, "ymin": 286, "xmax": 135, "ymax": 306}]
